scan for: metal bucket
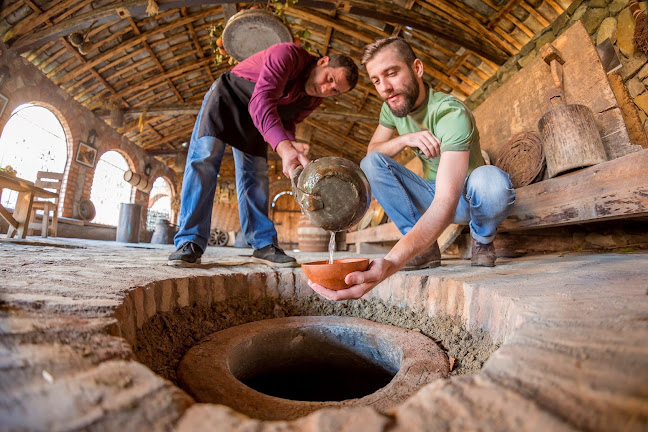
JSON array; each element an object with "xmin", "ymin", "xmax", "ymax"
[{"xmin": 116, "ymin": 203, "xmax": 142, "ymax": 243}]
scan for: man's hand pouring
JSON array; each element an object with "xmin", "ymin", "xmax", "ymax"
[{"xmin": 276, "ymin": 140, "xmax": 311, "ymax": 178}]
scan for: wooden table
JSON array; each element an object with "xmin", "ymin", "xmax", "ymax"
[{"xmin": 0, "ymin": 172, "xmax": 59, "ymax": 239}]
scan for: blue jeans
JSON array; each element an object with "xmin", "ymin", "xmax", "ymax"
[
  {"xmin": 360, "ymin": 152, "xmax": 515, "ymax": 244},
  {"xmin": 174, "ymin": 82, "xmax": 277, "ymax": 252}
]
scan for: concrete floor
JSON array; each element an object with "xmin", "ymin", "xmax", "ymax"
[{"xmin": 0, "ymin": 237, "xmax": 647, "ymax": 431}]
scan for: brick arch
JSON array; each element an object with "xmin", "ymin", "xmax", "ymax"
[
  {"xmin": 148, "ymin": 172, "xmax": 177, "ymax": 200},
  {"xmin": 96, "ymin": 147, "xmax": 136, "ymax": 174},
  {"xmin": 0, "ymin": 94, "xmax": 74, "ymax": 216},
  {"xmin": 269, "ymin": 179, "xmax": 292, "ymax": 199},
  {"xmin": 93, "ymin": 148, "xmax": 137, "ymax": 204}
]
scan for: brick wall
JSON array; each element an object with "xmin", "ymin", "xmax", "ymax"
[{"xmin": 0, "ymin": 41, "xmax": 178, "ymax": 221}]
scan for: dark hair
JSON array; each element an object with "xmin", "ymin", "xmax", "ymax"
[
  {"xmin": 362, "ymin": 37, "xmax": 417, "ymax": 66},
  {"xmin": 328, "ymin": 54, "xmax": 359, "ymax": 89}
]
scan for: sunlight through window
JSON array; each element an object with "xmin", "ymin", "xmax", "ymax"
[
  {"xmin": 0, "ymin": 105, "xmax": 67, "ymax": 209},
  {"xmin": 90, "ymin": 151, "xmax": 132, "ymax": 226}
]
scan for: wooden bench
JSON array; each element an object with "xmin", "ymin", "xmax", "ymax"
[
  {"xmin": 346, "ymin": 149, "xmax": 648, "ymax": 253},
  {"xmin": 0, "ymin": 172, "xmax": 59, "ymax": 239}
]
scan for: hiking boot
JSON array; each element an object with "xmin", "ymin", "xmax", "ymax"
[
  {"xmin": 471, "ymin": 239, "xmax": 496, "ymax": 267},
  {"xmin": 168, "ymin": 242, "xmax": 203, "ymax": 267},
  {"xmin": 252, "ymin": 244, "xmax": 297, "ymax": 267},
  {"xmin": 402, "ymin": 241, "xmax": 441, "ymax": 270}
]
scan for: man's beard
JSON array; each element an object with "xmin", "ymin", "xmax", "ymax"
[{"xmin": 386, "ymin": 70, "xmax": 420, "ymax": 118}]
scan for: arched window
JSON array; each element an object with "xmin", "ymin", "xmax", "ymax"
[
  {"xmin": 146, "ymin": 177, "xmax": 172, "ymax": 230},
  {"xmin": 90, "ymin": 151, "xmax": 132, "ymax": 226},
  {"xmin": 0, "ymin": 104, "xmax": 67, "ymax": 209}
]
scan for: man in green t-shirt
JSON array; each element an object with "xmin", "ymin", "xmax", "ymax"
[{"xmin": 308, "ymin": 37, "xmax": 515, "ymax": 301}]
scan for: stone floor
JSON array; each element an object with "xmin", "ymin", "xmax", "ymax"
[{"xmin": 0, "ymin": 237, "xmax": 647, "ymax": 431}]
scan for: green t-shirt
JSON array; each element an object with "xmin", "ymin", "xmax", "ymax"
[{"xmin": 379, "ymin": 87, "xmax": 484, "ymax": 181}]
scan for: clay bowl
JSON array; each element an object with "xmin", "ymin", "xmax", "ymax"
[{"xmin": 302, "ymin": 258, "xmax": 370, "ymax": 290}]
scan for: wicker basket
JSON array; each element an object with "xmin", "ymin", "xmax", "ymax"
[{"xmin": 495, "ymin": 131, "xmax": 545, "ymax": 188}]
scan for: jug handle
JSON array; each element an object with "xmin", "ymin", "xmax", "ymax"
[
  {"xmin": 291, "ymin": 166, "xmax": 324, "ymax": 212},
  {"xmin": 547, "ymin": 87, "xmax": 566, "ymax": 108},
  {"xmin": 291, "ymin": 166, "xmax": 303, "ymax": 191}
]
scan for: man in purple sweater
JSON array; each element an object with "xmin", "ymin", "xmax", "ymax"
[{"xmin": 169, "ymin": 43, "xmax": 358, "ymax": 267}]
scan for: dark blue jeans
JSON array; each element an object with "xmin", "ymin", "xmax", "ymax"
[{"xmin": 174, "ymin": 82, "xmax": 277, "ymax": 252}]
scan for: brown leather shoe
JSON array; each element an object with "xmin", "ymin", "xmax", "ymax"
[
  {"xmin": 402, "ymin": 241, "xmax": 441, "ymax": 270},
  {"xmin": 471, "ymin": 239, "xmax": 496, "ymax": 267}
]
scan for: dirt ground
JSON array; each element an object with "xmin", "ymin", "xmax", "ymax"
[{"xmin": 135, "ymin": 296, "xmax": 496, "ymax": 384}]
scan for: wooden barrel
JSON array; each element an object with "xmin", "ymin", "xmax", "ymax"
[
  {"xmin": 297, "ymin": 214, "xmax": 330, "ymax": 252},
  {"xmin": 538, "ymin": 102, "xmax": 607, "ymax": 178}
]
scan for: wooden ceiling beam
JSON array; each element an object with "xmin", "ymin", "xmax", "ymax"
[
  {"xmin": 4, "ymin": 0, "xmax": 82, "ymax": 43},
  {"xmin": 417, "ymin": 0, "xmax": 517, "ymax": 56},
  {"xmin": 322, "ymin": 26, "xmax": 334, "ymax": 56},
  {"xmin": 7, "ymin": 0, "xmax": 330, "ymax": 53},
  {"xmin": 0, "ymin": 1, "xmax": 24, "ymax": 21},
  {"xmin": 38, "ymin": 44, "xmax": 67, "ymax": 70},
  {"xmin": 126, "ymin": 16, "xmax": 185, "ymax": 103},
  {"xmin": 141, "ymin": 125, "xmax": 193, "ymax": 149},
  {"xmin": 390, "ymin": 0, "xmax": 415, "ymax": 37},
  {"xmin": 123, "ymin": 81, "xmax": 171, "ymax": 105},
  {"xmin": 122, "ymin": 115, "xmax": 167, "ymax": 135},
  {"xmin": 53, "ymin": 9, "xmax": 216, "ymax": 87},
  {"xmin": 288, "ymin": 8, "xmax": 375, "ymax": 43},
  {"xmin": 545, "ymin": 0, "xmax": 565, "ymax": 14},
  {"xmin": 519, "ymin": 1, "xmax": 550, "ymax": 27},
  {"xmin": 488, "ymin": 0, "xmax": 521, "ymax": 29},
  {"xmin": 15, "ymin": 0, "xmax": 124, "ymax": 108},
  {"xmin": 26, "ymin": 40, "xmax": 56, "ymax": 63},
  {"xmin": 181, "ymin": 7, "xmax": 215, "ymax": 83},
  {"xmin": 305, "ymin": 119, "xmax": 367, "ymax": 153},
  {"xmin": 335, "ymin": 0, "xmax": 509, "ymax": 64},
  {"xmin": 505, "ymin": 11, "xmax": 534, "ymax": 38},
  {"xmin": 90, "ymin": 57, "xmax": 215, "ymax": 110},
  {"xmin": 59, "ymin": 38, "xmax": 124, "ymax": 105}
]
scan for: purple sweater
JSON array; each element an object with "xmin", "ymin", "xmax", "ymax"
[{"xmin": 231, "ymin": 43, "xmax": 321, "ymax": 150}]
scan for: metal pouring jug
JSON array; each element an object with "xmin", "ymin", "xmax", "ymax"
[{"xmin": 291, "ymin": 157, "xmax": 371, "ymax": 232}]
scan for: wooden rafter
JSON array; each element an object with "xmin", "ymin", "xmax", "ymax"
[
  {"xmin": 1, "ymin": 0, "xmax": 573, "ymax": 174},
  {"xmin": 9, "ymin": 0, "xmax": 508, "ymax": 64},
  {"xmin": 125, "ymin": 16, "xmax": 185, "ymax": 103}
]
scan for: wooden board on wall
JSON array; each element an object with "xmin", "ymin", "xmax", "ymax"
[{"xmin": 473, "ymin": 21, "xmax": 634, "ymax": 162}]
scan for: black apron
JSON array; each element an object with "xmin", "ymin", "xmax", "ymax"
[{"xmin": 197, "ymin": 71, "xmax": 313, "ymax": 159}]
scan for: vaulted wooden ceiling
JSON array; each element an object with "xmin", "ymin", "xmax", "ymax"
[{"xmin": 1, "ymin": 0, "xmax": 571, "ymax": 181}]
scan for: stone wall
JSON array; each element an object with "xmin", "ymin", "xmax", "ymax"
[
  {"xmin": 0, "ymin": 41, "xmax": 178, "ymax": 222},
  {"xmin": 466, "ymin": 0, "xmax": 648, "ymax": 143}
]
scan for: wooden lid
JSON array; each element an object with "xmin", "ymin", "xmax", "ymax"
[{"xmin": 222, "ymin": 9, "xmax": 293, "ymax": 62}]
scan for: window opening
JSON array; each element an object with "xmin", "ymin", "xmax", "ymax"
[
  {"xmin": 0, "ymin": 104, "xmax": 67, "ymax": 209},
  {"xmin": 146, "ymin": 177, "xmax": 172, "ymax": 230},
  {"xmin": 89, "ymin": 151, "xmax": 132, "ymax": 226}
]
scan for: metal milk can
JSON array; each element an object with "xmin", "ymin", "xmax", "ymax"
[{"xmin": 291, "ymin": 157, "xmax": 371, "ymax": 232}]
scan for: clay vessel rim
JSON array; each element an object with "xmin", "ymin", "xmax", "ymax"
[{"xmin": 302, "ymin": 258, "xmax": 369, "ymax": 267}]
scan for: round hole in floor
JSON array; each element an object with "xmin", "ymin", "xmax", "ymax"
[
  {"xmin": 177, "ymin": 316, "xmax": 448, "ymax": 420},
  {"xmin": 229, "ymin": 324, "xmax": 399, "ymax": 401}
]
